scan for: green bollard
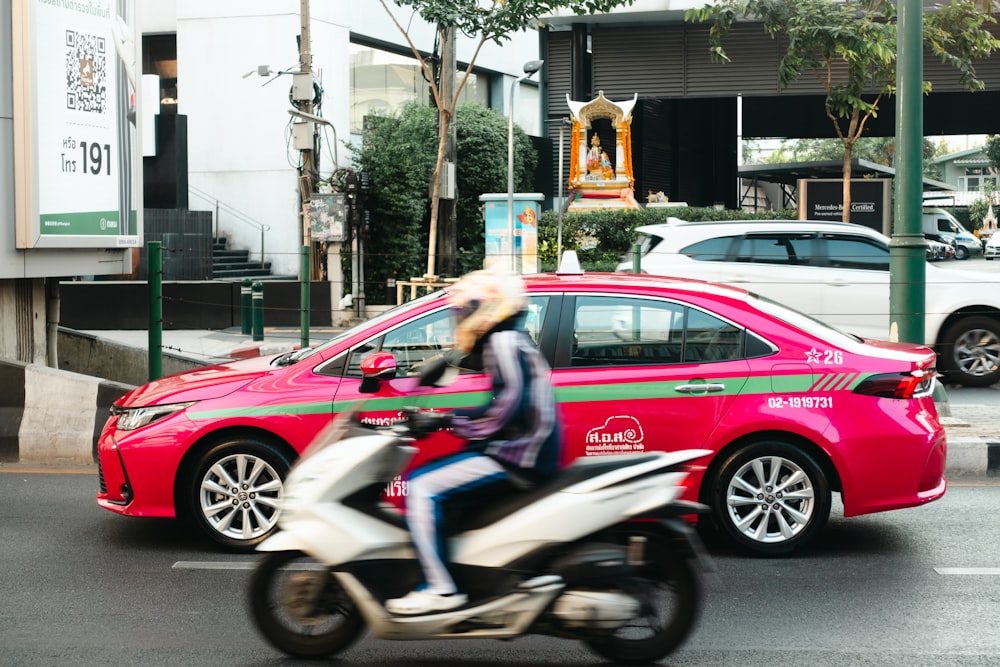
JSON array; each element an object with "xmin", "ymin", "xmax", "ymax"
[
  {"xmin": 252, "ymin": 281, "xmax": 264, "ymax": 342},
  {"xmin": 148, "ymin": 241, "xmax": 163, "ymax": 381},
  {"xmin": 300, "ymin": 246, "xmax": 310, "ymax": 350},
  {"xmin": 241, "ymin": 278, "xmax": 252, "ymax": 335},
  {"xmin": 632, "ymin": 242, "xmax": 642, "ymax": 273}
]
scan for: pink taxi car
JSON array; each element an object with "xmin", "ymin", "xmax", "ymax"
[{"xmin": 97, "ymin": 271, "xmax": 946, "ymax": 556}]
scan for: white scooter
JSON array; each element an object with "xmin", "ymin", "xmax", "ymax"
[{"xmin": 249, "ymin": 352, "xmax": 712, "ymax": 665}]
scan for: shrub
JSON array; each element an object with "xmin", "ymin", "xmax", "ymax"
[{"xmin": 348, "ymin": 102, "xmax": 536, "ymax": 303}]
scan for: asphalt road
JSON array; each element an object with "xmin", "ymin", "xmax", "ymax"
[{"xmin": 1, "ymin": 470, "xmax": 999, "ymax": 667}]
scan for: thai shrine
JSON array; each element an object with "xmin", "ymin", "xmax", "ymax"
[{"xmin": 566, "ymin": 91, "xmax": 641, "ymax": 212}]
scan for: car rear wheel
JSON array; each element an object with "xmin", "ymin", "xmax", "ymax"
[
  {"xmin": 188, "ymin": 438, "xmax": 291, "ymax": 551},
  {"xmin": 940, "ymin": 316, "xmax": 1000, "ymax": 387},
  {"xmin": 709, "ymin": 441, "xmax": 830, "ymax": 557}
]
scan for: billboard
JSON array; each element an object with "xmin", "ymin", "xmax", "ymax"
[
  {"xmin": 12, "ymin": 0, "xmax": 142, "ymax": 249},
  {"xmin": 797, "ymin": 178, "xmax": 892, "ymax": 234}
]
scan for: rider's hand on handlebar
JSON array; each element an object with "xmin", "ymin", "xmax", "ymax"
[{"xmin": 407, "ymin": 410, "xmax": 453, "ymax": 438}]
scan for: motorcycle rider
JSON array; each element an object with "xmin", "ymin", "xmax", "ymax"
[{"xmin": 385, "ymin": 270, "xmax": 560, "ymax": 615}]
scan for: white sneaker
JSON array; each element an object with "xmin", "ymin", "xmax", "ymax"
[{"xmin": 385, "ymin": 590, "xmax": 468, "ymax": 615}]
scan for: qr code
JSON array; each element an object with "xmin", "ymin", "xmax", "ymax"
[{"xmin": 65, "ymin": 30, "xmax": 107, "ymax": 114}]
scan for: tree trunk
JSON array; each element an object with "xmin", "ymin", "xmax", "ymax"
[{"xmin": 425, "ymin": 117, "xmax": 450, "ymax": 279}]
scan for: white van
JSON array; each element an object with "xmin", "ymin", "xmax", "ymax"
[{"xmin": 922, "ymin": 208, "xmax": 983, "ymax": 259}]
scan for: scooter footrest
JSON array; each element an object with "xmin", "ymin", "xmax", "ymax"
[{"xmin": 517, "ymin": 575, "xmax": 563, "ymax": 590}]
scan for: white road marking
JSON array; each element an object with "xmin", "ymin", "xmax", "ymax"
[
  {"xmin": 173, "ymin": 561, "xmax": 257, "ymax": 570},
  {"xmin": 934, "ymin": 567, "xmax": 1000, "ymax": 575},
  {"xmin": 173, "ymin": 560, "xmax": 325, "ymax": 571}
]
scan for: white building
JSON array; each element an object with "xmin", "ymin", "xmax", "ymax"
[
  {"xmin": 139, "ymin": 0, "xmax": 542, "ymax": 277},
  {"xmin": 1, "ymin": 0, "xmax": 541, "ymax": 364}
]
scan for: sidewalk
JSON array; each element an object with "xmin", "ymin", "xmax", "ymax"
[
  {"xmin": 939, "ymin": 403, "xmax": 1000, "ymax": 478},
  {"xmin": 80, "ymin": 327, "xmax": 999, "ymax": 478},
  {"xmin": 79, "ymin": 326, "xmax": 343, "ymax": 366}
]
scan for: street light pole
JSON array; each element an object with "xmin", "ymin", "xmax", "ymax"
[
  {"xmin": 507, "ymin": 60, "xmax": 543, "ymax": 273},
  {"xmin": 557, "ymin": 117, "xmax": 571, "ymax": 260}
]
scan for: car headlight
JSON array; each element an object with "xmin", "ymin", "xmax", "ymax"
[{"xmin": 111, "ymin": 402, "xmax": 195, "ymax": 431}]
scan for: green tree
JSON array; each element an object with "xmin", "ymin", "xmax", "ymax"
[
  {"xmin": 379, "ymin": 0, "xmax": 635, "ymax": 278},
  {"xmin": 686, "ymin": 0, "xmax": 999, "ymax": 222},
  {"xmin": 454, "ymin": 103, "xmax": 537, "ymax": 275},
  {"xmin": 756, "ymin": 137, "xmax": 941, "ymax": 179},
  {"xmin": 350, "ymin": 102, "xmax": 536, "ymax": 302},
  {"xmin": 983, "ymin": 134, "xmax": 1000, "ymax": 177}
]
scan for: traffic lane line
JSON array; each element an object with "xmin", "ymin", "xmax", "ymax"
[
  {"xmin": 934, "ymin": 568, "xmax": 1000, "ymax": 575},
  {"xmin": 0, "ymin": 466, "xmax": 96, "ymax": 475},
  {"xmin": 172, "ymin": 560, "xmax": 326, "ymax": 571},
  {"xmin": 173, "ymin": 560, "xmax": 258, "ymax": 570}
]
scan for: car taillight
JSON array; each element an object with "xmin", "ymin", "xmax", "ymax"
[{"xmin": 853, "ymin": 370, "xmax": 935, "ymax": 399}]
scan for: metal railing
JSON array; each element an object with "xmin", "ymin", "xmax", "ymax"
[{"xmin": 189, "ymin": 185, "xmax": 271, "ymax": 265}]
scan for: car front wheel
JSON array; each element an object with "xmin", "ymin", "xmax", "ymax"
[
  {"xmin": 940, "ymin": 316, "xmax": 1000, "ymax": 387},
  {"xmin": 709, "ymin": 441, "xmax": 830, "ymax": 557},
  {"xmin": 188, "ymin": 438, "xmax": 291, "ymax": 551}
]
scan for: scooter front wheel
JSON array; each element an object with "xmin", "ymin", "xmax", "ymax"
[
  {"xmin": 249, "ymin": 550, "xmax": 365, "ymax": 659},
  {"xmin": 583, "ymin": 533, "xmax": 699, "ymax": 664}
]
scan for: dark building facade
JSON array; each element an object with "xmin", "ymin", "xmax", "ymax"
[{"xmin": 539, "ymin": 14, "xmax": 1000, "ymax": 209}]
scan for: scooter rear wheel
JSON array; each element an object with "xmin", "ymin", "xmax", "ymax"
[
  {"xmin": 583, "ymin": 532, "xmax": 699, "ymax": 664},
  {"xmin": 249, "ymin": 550, "xmax": 365, "ymax": 659}
]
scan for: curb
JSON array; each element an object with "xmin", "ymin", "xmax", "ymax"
[{"xmin": 945, "ymin": 437, "xmax": 1000, "ymax": 478}]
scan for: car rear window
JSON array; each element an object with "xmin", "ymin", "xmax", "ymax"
[
  {"xmin": 748, "ymin": 293, "xmax": 859, "ymax": 347},
  {"xmin": 635, "ymin": 233, "xmax": 665, "ymax": 256},
  {"xmin": 680, "ymin": 236, "xmax": 738, "ymax": 261}
]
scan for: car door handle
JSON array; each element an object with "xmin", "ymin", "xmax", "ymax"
[{"xmin": 674, "ymin": 383, "xmax": 726, "ymax": 393}]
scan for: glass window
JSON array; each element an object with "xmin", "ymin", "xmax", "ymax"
[
  {"xmin": 516, "ymin": 81, "xmax": 541, "ymax": 136},
  {"xmin": 959, "ymin": 168, "xmax": 998, "ymax": 193},
  {"xmin": 350, "ymin": 43, "xmax": 488, "ymax": 133},
  {"xmin": 821, "ymin": 234, "xmax": 889, "ymax": 271},
  {"xmin": 568, "ymin": 295, "xmax": 743, "ymax": 367},
  {"xmin": 346, "ymin": 307, "xmax": 454, "ymax": 378},
  {"xmin": 732, "ymin": 233, "xmax": 819, "ymax": 266},
  {"xmin": 522, "ymin": 296, "xmax": 550, "ymax": 345},
  {"xmin": 681, "ymin": 236, "xmax": 736, "ymax": 261},
  {"xmin": 344, "ymin": 296, "xmax": 550, "ymax": 377},
  {"xmin": 684, "ymin": 308, "xmax": 742, "ymax": 362}
]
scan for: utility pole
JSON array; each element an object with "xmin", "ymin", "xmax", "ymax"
[
  {"xmin": 297, "ymin": 0, "xmax": 315, "ymax": 261},
  {"xmin": 890, "ymin": 0, "xmax": 925, "ymax": 345},
  {"xmin": 436, "ymin": 25, "xmax": 457, "ymax": 278}
]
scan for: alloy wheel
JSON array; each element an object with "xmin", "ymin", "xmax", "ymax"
[
  {"xmin": 198, "ymin": 452, "xmax": 284, "ymax": 543},
  {"xmin": 953, "ymin": 327, "xmax": 1000, "ymax": 380},
  {"xmin": 724, "ymin": 455, "xmax": 816, "ymax": 545}
]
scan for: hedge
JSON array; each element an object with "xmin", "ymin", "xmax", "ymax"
[{"xmin": 537, "ymin": 206, "xmax": 798, "ymax": 271}]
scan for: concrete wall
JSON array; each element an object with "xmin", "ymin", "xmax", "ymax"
[
  {"xmin": 57, "ymin": 328, "xmax": 204, "ymax": 387},
  {"xmin": 0, "ymin": 358, "xmax": 134, "ymax": 465}
]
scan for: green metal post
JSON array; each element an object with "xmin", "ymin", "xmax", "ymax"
[
  {"xmin": 252, "ymin": 281, "xmax": 264, "ymax": 342},
  {"xmin": 240, "ymin": 277, "xmax": 252, "ymax": 335},
  {"xmin": 890, "ymin": 0, "xmax": 925, "ymax": 345},
  {"xmin": 300, "ymin": 246, "xmax": 310, "ymax": 350},
  {"xmin": 632, "ymin": 243, "xmax": 642, "ymax": 273},
  {"xmin": 147, "ymin": 242, "xmax": 163, "ymax": 381}
]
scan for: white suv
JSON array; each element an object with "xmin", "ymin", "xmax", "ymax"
[{"xmin": 616, "ymin": 219, "xmax": 1000, "ymax": 387}]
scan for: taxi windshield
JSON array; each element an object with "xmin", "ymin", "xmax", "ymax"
[{"xmin": 274, "ymin": 290, "xmax": 449, "ymax": 365}]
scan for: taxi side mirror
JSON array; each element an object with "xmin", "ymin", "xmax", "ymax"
[{"xmin": 359, "ymin": 352, "xmax": 397, "ymax": 393}]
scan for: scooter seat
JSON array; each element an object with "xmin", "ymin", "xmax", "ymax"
[{"xmin": 453, "ymin": 453, "xmax": 664, "ymax": 533}]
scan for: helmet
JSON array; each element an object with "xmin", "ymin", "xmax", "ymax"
[{"xmin": 447, "ymin": 270, "xmax": 527, "ymax": 354}]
